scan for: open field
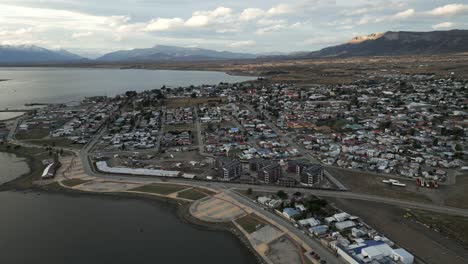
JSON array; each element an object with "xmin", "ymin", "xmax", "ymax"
[
  {"xmin": 25, "ymin": 138, "xmax": 81, "ymax": 149},
  {"xmin": 328, "ymin": 198, "xmax": 468, "ymax": 264},
  {"xmin": 326, "ymin": 167, "xmax": 434, "ymax": 203},
  {"xmin": 177, "ymin": 188, "xmax": 208, "ymax": 200},
  {"xmin": 130, "ymin": 184, "xmax": 187, "ymax": 195},
  {"xmin": 15, "ymin": 129, "xmax": 49, "ymax": 140},
  {"xmin": 444, "ymin": 173, "xmax": 468, "ymax": 209},
  {"xmin": 51, "ymin": 53, "xmax": 468, "ymax": 85},
  {"xmin": 407, "ymin": 210, "xmax": 468, "ymax": 249},
  {"xmin": 164, "ymin": 97, "xmax": 227, "ymax": 107},
  {"xmin": 236, "ymin": 214, "xmax": 265, "ymax": 234}
]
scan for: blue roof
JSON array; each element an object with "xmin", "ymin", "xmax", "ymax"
[{"xmin": 283, "ymin": 208, "xmax": 300, "ymax": 217}]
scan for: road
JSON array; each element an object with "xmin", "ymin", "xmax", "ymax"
[
  {"xmin": 74, "ymin": 161, "xmax": 468, "ymax": 218},
  {"xmin": 226, "ymin": 189, "xmax": 342, "ymax": 264},
  {"xmin": 242, "ymin": 103, "xmax": 347, "ymax": 190}
]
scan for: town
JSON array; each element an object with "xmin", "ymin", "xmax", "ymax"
[{"xmin": 3, "ymin": 71, "xmax": 467, "ymax": 264}]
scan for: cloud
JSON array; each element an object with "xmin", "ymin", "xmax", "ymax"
[
  {"xmin": 304, "ymin": 36, "xmax": 340, "ymax": 45},
  {"xmin": 428, "ymin": 4, "xmax": 468, "ymax": 16},
  {"xmin": 393, "ymin": 9, "xmax": 415, "ymax": 19},
  {"xmin": 145, "ymin": 18, "xmax": 184, "ymax": 31},
  {"xmin": 267, "ymin": 4, "xmax": 293, "ymax": 16},
  {"xmin": 240, "ymin": 8, "xmax": 265, "ymax": 21},
  {"xmin": 432, "ymin": 22, "xmax": 455, "ymax": 29},
  {"xmin": 72, "ymin": 31, "xmax": 94, "ymax": 38},
  {"xmin": 228, "ymin": 40, "xmax": 256, "ymax": 48},
  {"xmin": 358, "ymin": 8, "xmax": 415, "ymax": 25}
]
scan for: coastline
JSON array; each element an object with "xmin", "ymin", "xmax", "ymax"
[
  {"xmin": 0, "ymin": 64, "xmax": 260, "ymax": 78},
  {"xmin": 0, "ymin": 146, "xmax": 263, "ymax": 264}
]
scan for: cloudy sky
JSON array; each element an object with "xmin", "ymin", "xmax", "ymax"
[{"xmin": 0, "ymin": 0, "xmax": 467, "ymax": 57}]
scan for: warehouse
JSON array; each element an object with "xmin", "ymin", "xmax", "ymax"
[{"xmin": 96, "ymin": 161, "xmax": 181, "ymax": 177}]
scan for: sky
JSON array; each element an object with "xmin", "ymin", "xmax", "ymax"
[{"xmin": 0, "ymin": 0, "xmax": 467, "ymax": 58}]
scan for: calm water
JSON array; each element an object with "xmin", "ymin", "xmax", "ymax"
[
  {"xmin": 0, "ymin": 112, "xmax": 25, "ymax": 121},
  {"xmin": 0, "ymin": 67, "xmax": 255, "ymax": 110},
  {"xmin": 0, "ymin": 152, "xmax": 30, "ymax": 184},
  {"xmin": 0, "ymin": 191, "xmax": 257, "ymax": 264}
]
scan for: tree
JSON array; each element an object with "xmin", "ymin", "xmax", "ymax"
[
  {"xmin": 246, "ymin": 188, "xmax": 253, "ymax": 195},
  {"xmin": 276, "ymin": 190, "xmax": 288, "ymax": 200},
  {"xmin": 191, "ymin": 92, "xmax": 197, "ymax": 98}
]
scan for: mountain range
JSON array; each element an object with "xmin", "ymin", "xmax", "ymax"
[
  {"xmin": 298, "ymin": 30, "xmax": 468, "ymax": 58},
  {"xmin": 96, "ymin": 45, "xmax": 257, "ymax": 62},
  {"xmin": 1, "ymin": 30, "xmax": 468, "ymax": 64},
  {"xmin": 0, "ymin": 45, "xmax": 85, "ymax": 63}
]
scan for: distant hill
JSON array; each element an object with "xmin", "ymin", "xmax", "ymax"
[
  {"xmin": 300, "ymin": 30, "xmax": 468, "ymax": 58},
  {"xmin": 0, "ymin": 45, "xmax": 86, "ymax": 64},
  {"xmin": 97, "ymin": 44, "xmax": 257, "ymax": 62}
]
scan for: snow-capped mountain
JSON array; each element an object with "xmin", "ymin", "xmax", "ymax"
[{"xmin": 0, "ymin": 45, "xmax": 85, "ymax": 64}]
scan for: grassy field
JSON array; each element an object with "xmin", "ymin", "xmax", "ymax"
[
  {"xmin": 62, "ymin": 178, "xmax": 89, "ymax": 187},
  {"xmin": 130, "ymin": 184, "xmax": 187, "ymax": 195},
  {"xmin": 26, "ymin": 138, "xmax": 82, "ymax": 149},
  {"xmin": 444, "ymin": 173, "xmax": 468, "ymax": 209},
  {"xmin": 15, "ymin": 129, "xmax": 49, "ymax": 140},
  {"xmin": 327, "ymin": 167, "xmax": 433, "ymax": 203},
  {"xmin": 407, "ymin": 210, "xmax": 468, "ymax": 249},
  {"xmin": 235, "ymin": 214, "xmax": 265, "ymax": 234},
  {"xmin": 164, "ymin": 97, "xmax": 227, "ymax": 107},
  {"xmin": 177, "ymin": 188, "xmax": 208, "ymax": 200}
]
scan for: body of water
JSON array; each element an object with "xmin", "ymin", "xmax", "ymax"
[
  {"xmin": 0, "ymin": 191, "xmax": 257, "ymax": 264},
  {"xmin": 0, "ymin": 112, "xmax": 25, "ymax": 121},
  {"xmin": 0, "ymin": 152, "xmax": 30, "ymax": 185},
  {"xmin": 0, "ymin": 67, "xmax": 255, "ymax": 110}
]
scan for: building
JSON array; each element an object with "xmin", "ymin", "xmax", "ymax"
[
  {"xmin": 336, "ymin": 239, "xmax": 414, "ymax": 264},
  {"xmin": 258, "ymin": 163, "xmax": 282, "ymax": 184},
  {"xmin": 288, "ymin": 159, "xmax": 310, "ymax": 174},
  {"xmin": 335, "ymin": 220, "xmax": 356, "ymax": 231},
  {"xmin": 298, "ymin": 217, "xmax": 320, "ymax": 228},
  {"xmin": 278, "ymin": 176, "xmax": 297, "ymax": 187},
  {"xmin": 288, "ymin": 160, "xmax": 324, "ymax": 186},
  {"xmin": 282, "ymin": 208, "xmax": 301, "ymax": 220},
  {"xmin": 216, "ymin": 157, "xmax": 243, "ymax": 181},
  {"xmin": 309, "ymin": 225, "xmax": 329, "ymax": 236},
  {"xmin": 41, "ymin": 162, "xmax": 60, "ymax": 179},
  {"xmin": 300, "ymin": 164, "xmax": 324, "ymax": 186}
]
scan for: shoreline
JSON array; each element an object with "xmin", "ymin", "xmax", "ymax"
[
  {"xmin": 0, "ymin": 65, "xmax": 260, "ymax": 78},
  {"xmin": 0, "ymin": 147, "xmax": 264, "ymax": 264}
]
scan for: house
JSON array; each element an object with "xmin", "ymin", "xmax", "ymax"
[
  {"xmin": 298, "ymin": 217, "xmax": 320, "ymax": 228},
  {"xmin": 335, "ymin": 220, "xmax": 356, "ymax": 231},
  {"xmin": 282, "ymin": 208, "xmax": 301, "ymax": 220},
  {"xmin": 309, "ymin": 225, "xmax": 329, "ymax": 236}
]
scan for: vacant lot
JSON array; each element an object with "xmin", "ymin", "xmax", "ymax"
[
  {"xmin": 164, "ymin": 97, "xmax": 226, "ymax": 107},
  {"xmin": 130, "ymin": 184, "xmax": 187, "ymax": 195},
  {"xmin": 177, "ymin": 188, "xmax": 207, "ymax": 200},
  {"xmin": 444, "ymin": 173, "xmax": 468, "ymax": 209},
  {"xmin": 266, "ymin": 236, "xmax": 303, "ymax": 264},
  {"xmin": 236, "ymin": 214, "xmax": 265, "ymax": 234},
  {"xmin": 15, "ymin": 129, "xmax": 49, "ymax": 140},
  {"xmin": 327, "ymin": 167, "xmax": 433, "ymax": 203}
]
